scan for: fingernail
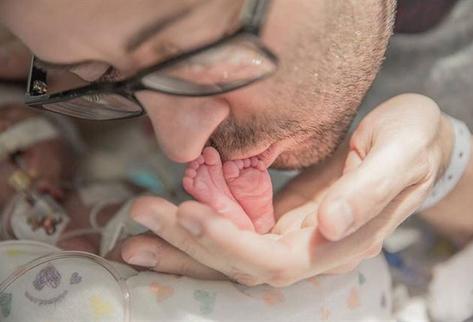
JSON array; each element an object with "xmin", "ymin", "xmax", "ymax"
[
  {"xmin": 327, "ymin": 199, "xmax": 353, "ymax": 239},
  {"xmin": 178, "ymin": 217, "xmax": 202, "ymax": 236},
  {"xmin": 126, "ymin": 251, "xmax": 158, "ymax": 267}
]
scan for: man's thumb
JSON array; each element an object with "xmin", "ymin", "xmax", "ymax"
[{"xmin": 317, "ymin": 144, "xmax": 407, "ymax": 241}]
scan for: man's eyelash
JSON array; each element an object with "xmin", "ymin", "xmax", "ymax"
[
  {"xmin": 34, "ymin": 59, "xmax": 86, "ymax": 72},
  {"xmin": 98, "ymin": 67, "xmax": 123, "ymax": 82},
  {"xmin": 34, "ymin": 62, "xmax": 69, "ymax": 72}
]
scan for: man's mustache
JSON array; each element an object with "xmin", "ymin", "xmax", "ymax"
[{"xmin": 209, "ymin": 117, "xmax": 301, "ymax": 160}]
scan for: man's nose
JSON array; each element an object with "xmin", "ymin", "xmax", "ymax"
[{"xmin": 136, "ymin": 92, "xmax": 230, "ymax": 163}]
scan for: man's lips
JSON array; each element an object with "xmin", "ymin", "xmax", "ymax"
[
  {"xmin": 227, "ymin": 143, "xmax": 283, "ymax": 168},
  {"xmin": 256, "ymin": 144, "xmax": 282, "ymax": 168}
]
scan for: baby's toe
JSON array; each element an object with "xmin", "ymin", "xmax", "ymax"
[
  {"xmin": 189, "ymin": 160, "xmax": 200, "ymax": 170},
  {"xmin": 243, "ymin": 159, "xmax": 251, "ymax": 168},
  {"xmin": 182, "ymin": 176, "xmax": 195, "ymax": 193},
  {"xmin": 257, "ymin": 160, "xmax": 266, "ymax": 171},
  {"xmin": 202, "ymin": 147, "xmax": 221, "ymax": 166},
  {"xmin": 196, "ymin": 155, "xmax": 204, "ymax": 165},
  {"xmin": 185, "ymin": 168, "xmax": 197, "ymax": 178},
  {"xmin": 235, "ymin": 159, "xmax": 244, "ymax": 169},
  {"xmin": 223, "ymin": 161, "xmax": 241, "ymax": 181}
]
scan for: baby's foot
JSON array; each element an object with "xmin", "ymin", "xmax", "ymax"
[
  {"xmin": 223, "ymin": 158, "xmax": 274, "ymax": 233},
  {"xmin": 183, "ymin": 147, "xmax": 254, "ymax": 231}
]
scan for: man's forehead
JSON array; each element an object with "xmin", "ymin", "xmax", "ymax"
[
  {"xmin": 125, "ymin": 0, "xmax": 205, "ymax": 51},
  {"xmin": 126, "ymin": 0, "xmax": 246, "ymax": 51}
]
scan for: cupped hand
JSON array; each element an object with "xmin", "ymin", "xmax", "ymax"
[
  {"xmin": 316, "ymin": 93, "xmax": 453, "ymax": 242},
  {"xmin": 118, "ymin": 93, "xmax": 455, "ymax": 286}
]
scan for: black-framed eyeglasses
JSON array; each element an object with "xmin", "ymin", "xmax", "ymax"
[{"xmin": 25, "ymin": 0, "xmax": 278, "ymax": 121}]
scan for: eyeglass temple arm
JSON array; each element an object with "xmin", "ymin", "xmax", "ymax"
[{"xmin": 241, "ymin": 0, "xmax": 272, "ymax": 34}]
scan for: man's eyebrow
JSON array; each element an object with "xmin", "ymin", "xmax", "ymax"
[
  {"xmin": 126, "ymin": 1, "xmax": 208, "ymax": 52},
  {"xmin": 36, "ymin": 1, "xmax": 210, "ymax": 69}
]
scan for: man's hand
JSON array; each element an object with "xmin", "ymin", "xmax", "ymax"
[
  {"xmin": 316, "ymin": 93, "xmax": 453, "ymax": 242},
  {"xmin": 119, "ymin": 93, "xmax": 455, "ymax": 286}
]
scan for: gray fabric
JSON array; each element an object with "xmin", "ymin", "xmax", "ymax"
[{"xmin": 358, "ymin": 0, "xmax": 473, "ymax": 129}]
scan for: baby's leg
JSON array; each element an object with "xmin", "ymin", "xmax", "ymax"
[
  {"xmin": 58, "ymin": 182, "xmax": 140, "ymax": 254},
  {"xmin": 57, "ymin": 189, "xmax": 124, "ymax": 253}
]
